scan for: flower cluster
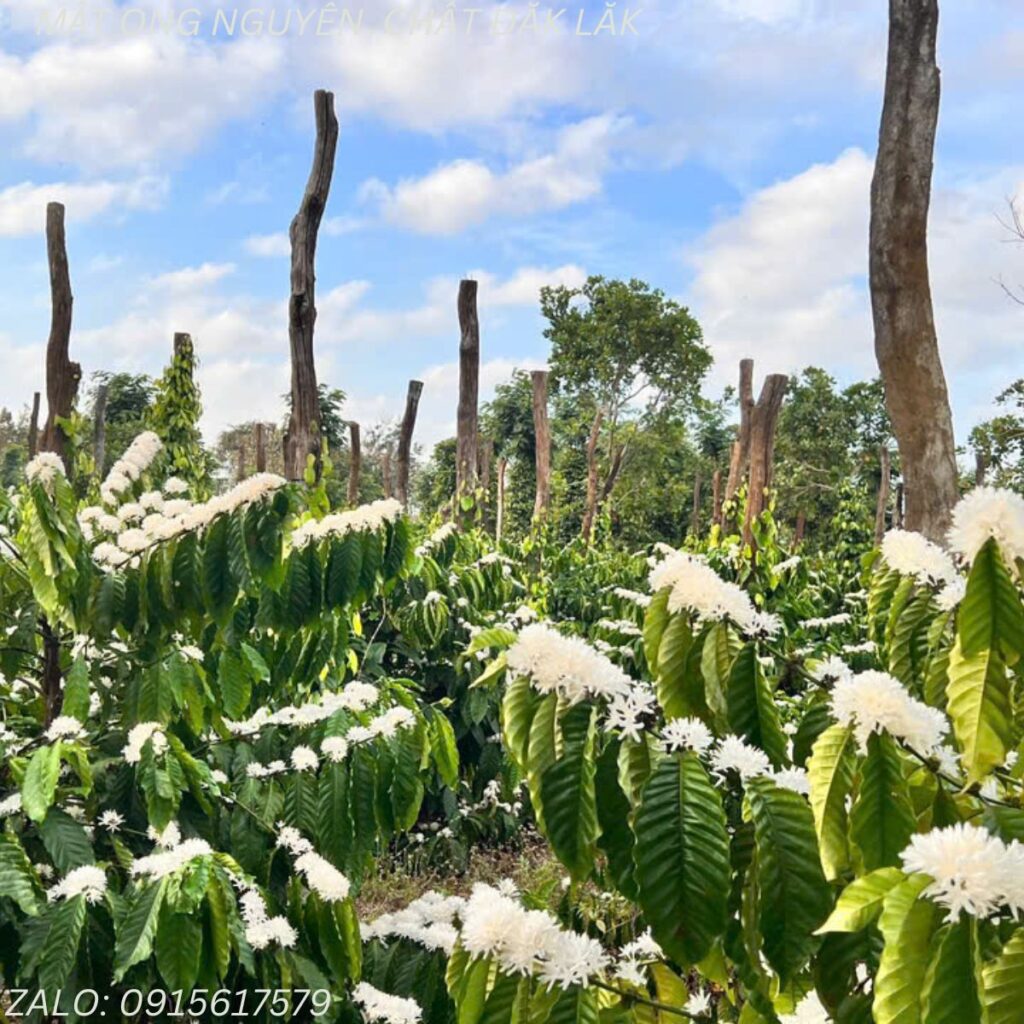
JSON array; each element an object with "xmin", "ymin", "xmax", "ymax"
[
  {"xmin": 277, "ymin": 827, "xmax": 351, "ymax": 902},
  {"xmin": 615, "ymin": 931, "xmax": 663, "ymax": 985},
  {"xmin": 123, "ymin": 722, "xmax": 168, "ymax": 764},
  {"xmin": 611, "ymin": 587, "xmax": 652, "ymax": 608},
  {"xmin": 660, "ymin": 716, "xmax": 713, "ymax": 754},
  {"xmin": 460, "ymin": 882, "xmax": 609, "ymax": 989},
  {"xmin": 131, "ymin": 836, "xmax": 213, "ymax": 881},
  {"xmin": 224, "ymin": 681, "xmax": 380, "ymax": 735},
  {"xmin": 901, "ymin": 824, "xmax": 1024, "ymax": 921},
  {"xmin": 291, "ymin": 499, "xmax": 404, "ymax": 548},
  {"xmin": 604, "ymin": 686, "xmax": 657, "ymax": 741},
  {"xmin": 101, "ymin": 431, "xmax": 163, "ymax": 503},
  {"xmin": 506, "ymin": 623, "xmax": 631, "ymax": 704},
  {"xmin": 352, "ymin": 983, "xmax": 422, "ymax": 1024},
  {"xmin": 880, "ymin": 530, "xmax": 956, "ymax": 586},
  {"xmin": 830, "ymin": 670, "xmax": 948, "ymax": 755},
  {"xmin": 362, "ymin": 890, "xmax": 465, "ymax": 954},
  {"xmin": 800, "ymin": 613, "xmax": 851, "ymax": 630},
  {"xmin": 948, "ymin": 486, "xmax": 1024, "ymax": 568},
  {"xmin": 709, "ymin": 734, "xmax": 773, "ymax": 781},
  {"xmin": 45, "ymin": 715, "xmax": 86, "ymax": 743},
  {"xmin": 47, "ymin": 864, "xmax": 107, "ymax": 904},
  {"xmin": 25, "ymin": 452, "xmax": 65, "ymax": 490},
  {"xmin": 649, "ymin": 552, "xmax": 780, "ymax": 637},
  {"xmin": 415, "ymin": 521, "xmax": 457, "ymax": 556},
  {"xmin": 239, "ymin": 888, "xmax": 297, "ymax": 951}
]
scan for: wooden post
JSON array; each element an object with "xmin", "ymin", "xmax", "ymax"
[
  {"xmin": 478, "ymin": 436, "xmax": 493, "ymax": 501},
  {"xmin": 895, "ymin": 482, "xmax": 905, "ymax": 529},
  {"xmin": 27, "ymin": 392, "xmax": 40, "ymax": 458},
  {"xmin": 455, "ymin": 279, "xmax": 480, "ymax": 519},
  {"xmin": 396, "ymin": 379, "xmax": 423, "ymax": 507},
  {"xmin": 381, "ymin": 449, "xmax": 393, "ymax": 498},
  {"xmin": 580, "ymin": 407, "xmax": 606, "ymax": 542},
  {"xmin": 92, "ymin": 383, "xmax": 108, "ymax": 478},
  {"xmin": 236, "ymin": 444, "xmax": 247, "ymax": 483},
  {"xmin": 690, "ymin": 469, "xmax": 703, "ymax": 537},
  {"xmin": 40, "ymin": 202, "xmax": 81, "ymax": 466},
  {"xmin": 974, "ymin": 451, "xmax": 987, "ymax": 487},
  {"xmin": 496, "ymin": 456, "xmax": 507, "ymax": 544},
  {"xmin": 875, "ymin": 447, "xmax": 891, "ymax": 545},
  {"xmin": 711, "ymin": 468, "xmax": 723, "ymax": 527},
  {"xmin": 347, "ymin": 422, "xmax": 361, "ymax": 505},
  {"xmin": 742, "ymin": 374, "xmax": 788, "ymax": 548},
  {"xmin": 724, "ymin": 358, "xmax": 755, "ymax": 504},
  {"xmin": 255, "ymin": 422, "xmax": 267, "ymax": 473},
  {"xmin": 284, "ymin": 90, "xmax": 339, "ymax": 482},
  {"xmin": 531, "ymin": 370, "xmax": 551, "ymax": 522}
]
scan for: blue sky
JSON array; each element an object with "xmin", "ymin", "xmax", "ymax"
[{"xmin": 1, "ymin": 0, "xmax": 1023, "ymax": 451}]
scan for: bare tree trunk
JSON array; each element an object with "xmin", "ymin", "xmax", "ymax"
[
  {"xmin": 531, "ymin": 370, "xmax": 552, "ymax": 522},
  {"xmin": 711, "ymin": 468, "xmax": 723, "ymax": 527},
  {"xmin": 382, "ymin": 449, "xmax": 393, "ymax": 498},
  {"xmin": 92, "ymin": 383, "xmax": 108, "ymax": 479},
  {"xmin": 724, "ymin": 358, "xmax": 755, "ymax": 504},
  {"xmin": 691, "ymin": 470, "xmax": 703, "ymax": 537},
  {"xmin": 255, "ymin": 422, "xmax": 267, "ymax": 473},
  {"xmin": 455, "ymin": 279, "xmax": 480, "ymax": 520},
  {"xmin": 41, "ymin": 619, "xmax": 63, "ymax": 728},
  {"xmin": 895, "ymin": 482, "xmax": 905, "ymax": 528},
  {"xmin": 875, "ymin": 446, "xmax": 892, "ymax": 545},
  {"xmin": 742, "ymin": 374, "xmax": 788, "ymax": 548},
  {"xmin": 28, "ymin": 392, "xmax": 40, "ymax": 459},
  {"xmin": 396, "ymin": 379, "xmax": 423, "ymax": 507},
  {"xmin": 478, "ymin": 436, "xmax": 493, "ymax": 495},
  {"xmin": 40, "ymin": 203, "xmax": 81, "ymax": 466},
  {"xmin": 347, "ymin": 422, "xmax": 361, "ymax": 505},
  {"xmin": 236, "ymin": 444, "xmax": 247, "ymax": 483},
  {"xmin": 974, "ymin": 451, "xmax": 986, "ymax": 487},
  {"xmin": 795, "ymin": 512, "xmax": 807, "ymax": 545},
  {"xmin": 870, "ymin": 0, "xmax": 958, "ymax": 543},
  {"xmin": 284, "ymin": 90, "xmax": 339, "ymax": 482},
  {"xmin": 496, "ymin": 456, "xmax": 507, "ymax": 544},
  {"xmin": 581, "ymin": 407, "xmax": 606, "ymax": 543}
]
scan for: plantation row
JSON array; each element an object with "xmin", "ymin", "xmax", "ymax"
[{"xmin": 1, "ymin": 433, "xmax": 1023, "ymax": 1023}]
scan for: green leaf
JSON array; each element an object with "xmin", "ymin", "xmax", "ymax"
[
  {"xmin": 921, "ymin": 919, "xmax": 983, "ymax": 1024},
  {"xmin": 318, "ymin": 761, "xmax": 352, "ymax": 870},
  {"xmin": 983, "ymin": 928, "xmax": 1024, "ymax": 1024},
  {"xmin": 155, "ymin": 908, "xmax": 203, "ymax": 992},
  {"xmin": 22, "ymin": 743, "xmax": 61, "ymax": 822},
  {"xmin": 539, "ymin": 703, "xmax": 598, "ymax": 881},
  {"xmin": 501, "ymin": 675, "xmax": 538, "ymax": 771},
  {"xmin": 114, "ymin": 880, "xmax": 168, "ymax": 981},
  {"xmin": 428, "ymin": 710, "xmax": 460, "ymax": 789},
  {"xmin": 37, "ymin": 894, "xmax": 88, "ymax": 992},
  {"xmin": 644, "ymin": 588, "xmax": 671, "ymax": 676},
  {"xmin": 548, "ymin": 986, "xmax": 598, "ymax": 1024},
  {"xmin": 746, "ymin": 777, "xmax": 832, "ymax": 986},
  {"xmin": 656, "ymin": 613, "xmax": 696, "ymax": 719},
  {"xmin": 807, "ymin": 723, "xmax": 856, "ymax": 879},
  {"xmin": 218, "ymin": 648, "xmax": 252, "ymax": 720},
  {"xmin": 817, "ymin": 868, "xmax": 905, "ymax": 933},
  {"xmin": 850, "ymin": 732, "xmax": 916, "ymax": 871},
  {"xmin": 959, "ymin": 538, "xmax": 1024, "ymax": 661},
  {"xmin": 0, "ymin": 832, "xmax": 44, "ymax": 914},
  {"xmin": 726, "ymin": 642, "xmax": 787, "ymax": 767},
  {"xmin": 634, "ymin": 751, "xmax": 730, "ymax": 965},
  {"xmin": 595, "ymin": 740, "xmax": 638, "ymax": 899},
  {"xmin": 62, "ymin": 655, "xmax": 91, "ymax": 720},
  {"xmin": 873, "ymin": 874, "xmax": 940, "ymax": 1024},
  {"xmin": 40, "ymin": 808, "xmax": 94, "ymax": 872}
]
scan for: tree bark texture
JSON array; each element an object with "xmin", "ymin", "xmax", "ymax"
[
  {"xmin": 724, "ymin": 359, "xmax": 755, "ymax": 504},
  {"xmin": 581, "ymin": 407, "xmax": 606, "ymax": 542},
  {"xmin": 284, "ymin": 90, "xmax": 339, "ymax": 481},
  {"xmin": 742, "ymin": 374, "xmax": 788, "ymax": 548},
  {"xmin": 691, "ymin": 470, "xmax": 703, "ymax": 537},
  {"xmin": 875, "ymin": 446, "xmax": 892, "ymax": 545},
  {"xmin": 347, "ymin": 421, "xmax": 361, "ymax": 505},
  {"xmin": 531, "ymin": 370, "xmax": 552, "ymax": 522},
  {"xmin": 711, "ymin": 468, "xmax": 723, "ymax": 527},
  {"xmin": 255, "ymin": 422, "xmax": 267, "ymax": 473},
  {"xmin": 455, "ymin": 279, "xmax": 480, "ymax": 519},
  {"xmin": 870, "ymin": 0, "xmax": 958, "ymax": 543},
  {"xmin": 396, "ymin": 379, "xmax": 423, "ymax": 507},
  {"xmin": 28, "ymin": 392, "xmax": 40, "ymax": 459},
  {"xmin": 496, "ymin": 456, "xmax": 507, "ymax": 544}
]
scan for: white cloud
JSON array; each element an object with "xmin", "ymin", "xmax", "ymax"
[
  {"xmin": 0, "ymin": 176, "xmax": 167, "ymax": 236},
  {"xmin": 244, "ymin": 233, "xmax": 291, "ymax": 258},
  {"xmin": 363, "ymin": 116, "xmax": 627, "ymax": 234},
  {"xmin": 148, "ymin": 262, "xmax": 236, "ymax": 293},
  {"xmin": 685, "ymin": 147, "xmax": 1024, "ymax": 433}
]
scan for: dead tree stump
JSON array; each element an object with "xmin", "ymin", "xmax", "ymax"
[
  {"xmin": 455, "ymin": 279, "xmax": 480, "ymax": 521},
  {"xmin": 531, "ymin": 370, "xmax": 552, "ymax": 523},
  {"xmin": 28, "ymin": 392, "xmax": 40, "ymax": 459},
  {"xmin": 396, "ymin": 380, "xmax": 423, "ymax": 507},
  {"xmin": 742, "ymin": 374, "xmax": 788, "ymax": 548},
  {"xmin": 347, "ymin": 422, "xmax": 361, "ymax": 505}
]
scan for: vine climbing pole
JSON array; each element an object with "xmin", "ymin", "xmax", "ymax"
[{"xmin": 284, "ymin": 90, "xmax": 339, "ymax": 482}]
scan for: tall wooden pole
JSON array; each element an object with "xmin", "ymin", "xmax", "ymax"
[
  {"xmin": 284, "ymin": 90, "xmax": 338, "ymax": 482},
  {"xmin": 347, "ymin": 422, "xmax": 361, "ymax": 505},
  {"xmin": 496, "ymin": 456, "xmax": 507, "ymax": 544},
  {"xmin": 875, "ymin": 446, "xmax": 892, "ymax": 545},
  {"xmin": 724, "ymin": 358, "xmax": 755, "ymax": 505},
  {"xmin": 455, "ymin": 279, "xmax": 480, "ymax": 520},
  {"xmin": 531, "ymin": 370, "xmax": 551, "ymax": 522},
  {"xmin": 690, "ymin": 469, "xmax": 703, "ymax": 537},
  {"xmin": 40, "ymin": 202, "xmax": 81, "ymax": 466},
  {"xmin": 711, "ymin": 468, "xmax": 723, "ymax": 527},
  {"xmin": 255, "ymin": 422, "xmax": 267, "ymax": 473},
  {"xmin": 742, "ymin": 374, "xmax": 787, "ymax": 548},
  {"xmin": 27, "ymin": 392, "xmax": 40, "ymax": 459},
  {"xmin": 396, "ymin": 379, "xmax": 423, "ymax": 507},
  {"xmin": 381, "ymin": 449, "xmax": 393, "ymax": 498},
  {"xmin": 581, "ymin": 407, "xmax": 606, "ymax": 542}
]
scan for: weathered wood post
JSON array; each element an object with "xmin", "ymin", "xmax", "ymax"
[
  {"xmin": 236, "ymin": 445, "xmax": 247, "ymax": 483},
  {"xmin": 724, "ymin": 358, "xmax": 755, "ymax": 507},
  {"xmin": 875, "ymin": 446, "xmax": 891, "ymax": 545},
  {"xmin": 581, "ymin": 407, "xmax": 606, "ymax": 542},
  {"xmin": 381, "ymin": 449, "xmax": 393, "ymax": 498},
  {"xmin": 347, "ymin": 422, "xmax": 361, "ymax": 505},
  {"xmin": 396, "ymin": 379, "xmax": 423, "ymax": 507},
  {"xmin": 742, "ymin": 374, "xmax": 788, "ymax": 548},
  {"xmin": 974, "ymin": 451, "xmax": 987, "ymax": 487},
  {"xmin": 28, "ymin": 392, "xmax": 41, "ymax": 458},
  {"xmin": 711, "ymin": 468, "xmax": 723, "ymax": 527},
  {"xmin": 531, "ymin": 370, "xmax": 551, "ymax": 523},
  {"xmin": 284, "ymin": 90, "xmax": 339, "ymax": 482},
  {"xmin": 92, "ymin": 383, "xmax": 108, "ymax": 478},
  {"xmin": 478, "ymin": 437, "xmax": 493, "ymax": 494},
  {"xmin": 255, "ymin": 422, "xmax": 267, "ymax": 473},
  {"xmin": 40, "ymin": 202, "xmax": 81, "ymax": 466},
  {"xmin": 691, "ymin": 469, "xmax": 703, "ymax": 537},
  {"xmin": 455, "ymin": 279, "xmax": 480, "ymax": 521},
  {"xmin": 496, "ymin": 456, "xmax": 507, "ymax": 543},
  {"xmin": 895, "ymin": 482, "xmax": 905, "ymax": 529}
]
